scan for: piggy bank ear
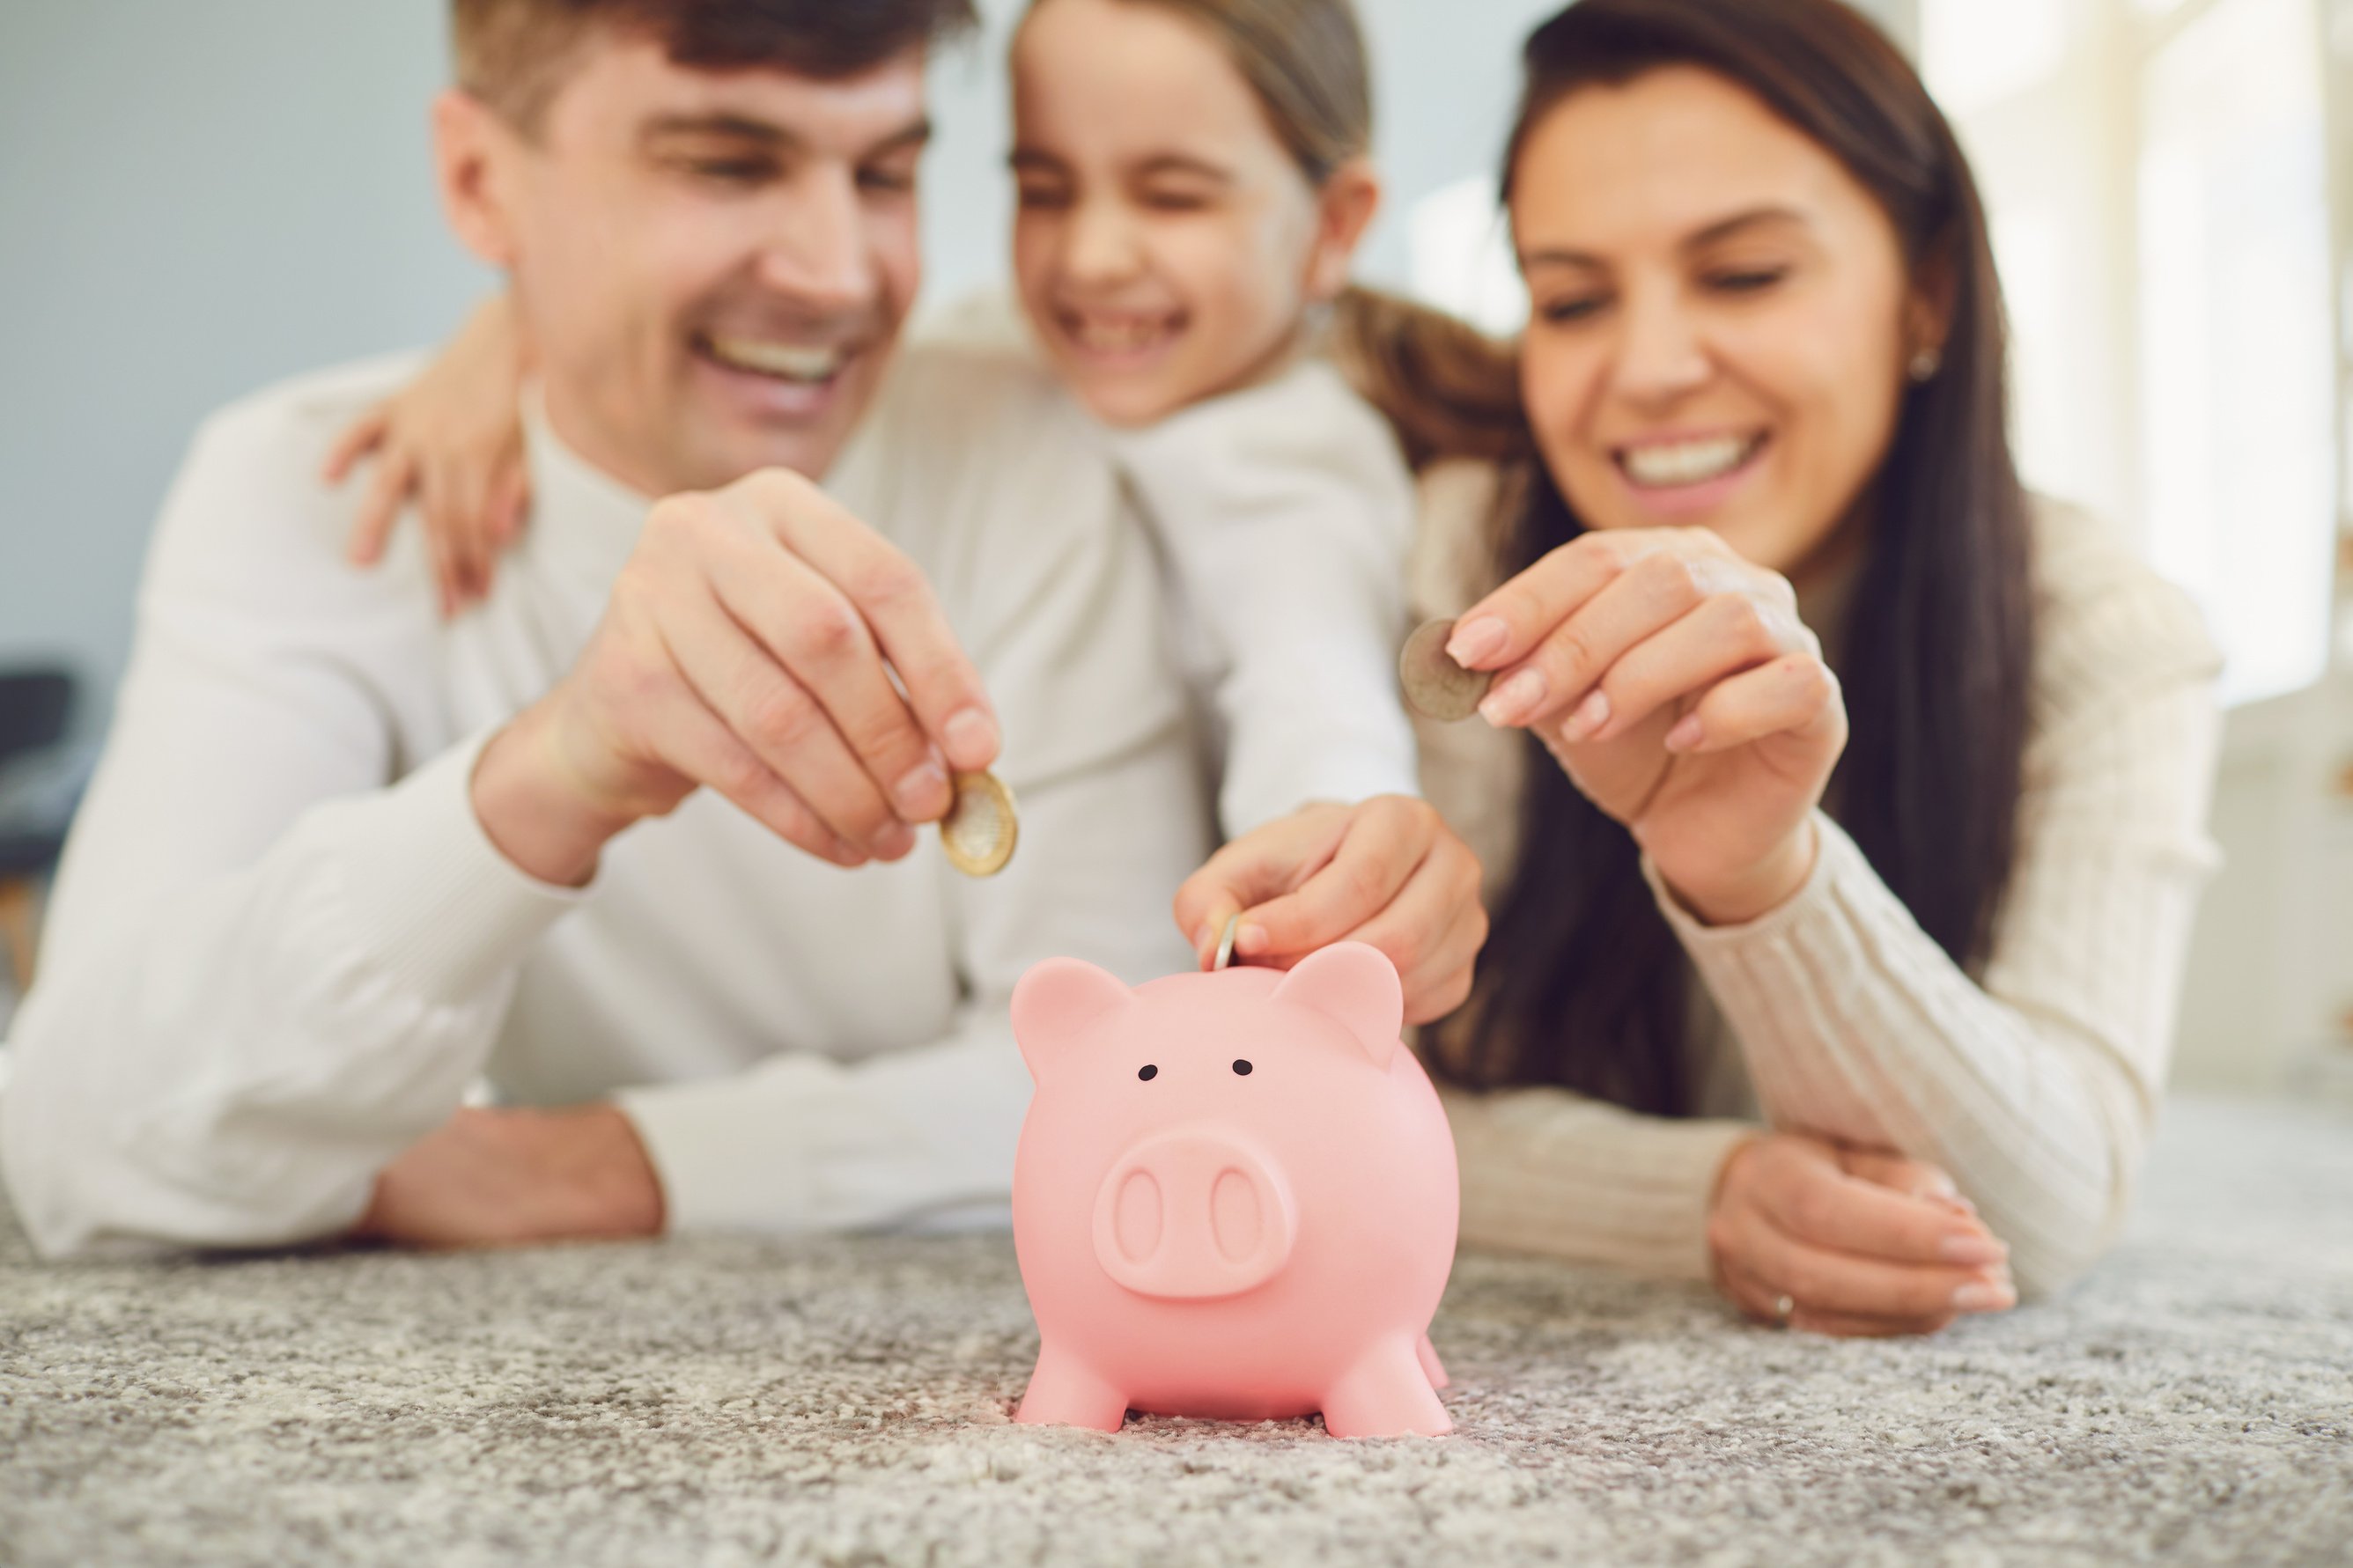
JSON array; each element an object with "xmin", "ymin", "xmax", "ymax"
[
  {"xmin": 1010, "ymin": 958, "xmax": 1136, "ymax": 1082},
  {"xmin": 1271, "ymin": 942, "xmax": 1404, "ymax": 1068}
]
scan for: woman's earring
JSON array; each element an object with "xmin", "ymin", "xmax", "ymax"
[{"xmin": 1907, "ymin": 348, "xmax": 1943, "ymax": 383}]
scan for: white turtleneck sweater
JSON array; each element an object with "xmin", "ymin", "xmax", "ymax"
[{"xmin": 2, "ymin": 342, "xmax": 1209, "ymax": 1258}]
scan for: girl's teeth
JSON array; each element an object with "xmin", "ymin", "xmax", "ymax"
[
  {"xmin": 1622, "ymin": 436, "xmax": 1757, "ymax": 488},
  {"xmin": 708, "ymin": 337, "xmax": 844, "ymax": 383},
  {"xmin": 1073, "ymin": 316, "xmax": 1171, "ymax": 354}
]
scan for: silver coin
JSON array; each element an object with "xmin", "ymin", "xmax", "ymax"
[
  {"xmin": 1399, "ymin": 617, "xmax": 1494, "ymax": 723},
  {"xmin": 940, "ymin": 770, "xmax": 1018, "ymax": 878},
  {"xmin": 1213, "ymin": 912, "xmax": 1241, "ymax": 973}
]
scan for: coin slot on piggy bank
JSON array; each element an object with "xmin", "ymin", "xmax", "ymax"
[{"xmin": 1007, "ymin": 941, "xmax": 1459, "ymax": 1438}]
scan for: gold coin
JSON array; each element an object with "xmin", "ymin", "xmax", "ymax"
[
  {"xmin": 940, "ymin": 769, "xmax": 1018, "ymax": 877},
  {"xmin": 1213, "ymin": 912, "xmax": 1241, "ymax": 972},
  {"xmin": 1399, "ymin": 617, "xmax": 1494, "ymax": 723}
]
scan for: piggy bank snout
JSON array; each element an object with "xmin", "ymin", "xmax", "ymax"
[{"xmin": 1090, "ymin": 1127, "xmax": 1297, "ymax": 1301}]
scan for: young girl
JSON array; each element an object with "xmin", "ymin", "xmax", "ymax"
[{"xmin": 331, "ymin": 0, "xmax": 1435, "ymax": 931}]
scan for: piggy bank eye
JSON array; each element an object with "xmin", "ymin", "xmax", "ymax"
[
  {"xmin": 1138, "ymin": 1064, "xmax": 1158, "ymax": 1081},
  {"xmin": 1231, "ymin": 1059, "xmax": 1253, "ymax": 1076}
]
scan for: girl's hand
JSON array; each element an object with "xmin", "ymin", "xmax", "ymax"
[
  {"xmin": 1171, "ymin": 797, "xmax": 1487, "ymax": 1027},
  {"xmin": 1708, "ymin": 1132, "xmax": 2016, "ymax": 1336},
  {"xmin": 321, "ymin": 293, "xmax": 532, "ymax": 618},
  {"xmin": 1447, "ymin": 526, "xmax": 1847, "ymax": 925}
]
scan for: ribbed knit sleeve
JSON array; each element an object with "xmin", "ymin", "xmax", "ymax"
[{"xmin": 1435, "ymin": 501, "xmax": 2223, "ymax": 1297}]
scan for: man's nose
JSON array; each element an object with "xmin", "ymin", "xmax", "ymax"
[
  {"xmin": 753, "ymin": 166, "xmax": 879, "ymax": 316},
  {"xmin": 1609, "ymin": 284, "xmax": 1714, "ymax": 410}
]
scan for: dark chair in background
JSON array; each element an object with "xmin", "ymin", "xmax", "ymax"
[{"xmin": 0, "ymin": 667, "xmax": 79, "ymax": 994}]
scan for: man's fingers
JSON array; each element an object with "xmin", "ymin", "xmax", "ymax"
[
  {"xmin": 656, "ymin": 586, "xmax": 912, "ymax": 860},
  {"xmin": 704, "ymin": 531, "xmax": 949, "ymax": 827},
  {"xmin": 639, "ymin": 671, "xmax": 866, "ymax": 867},
  {"xmin": 322, "ymin": 408, "xmax": 391, "ymax": 484},
  {"xmin": 734, "ymin": 472, "xmax": 999, "ymax": 772}
]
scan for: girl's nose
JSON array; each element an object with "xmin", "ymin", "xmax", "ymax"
[{"xmin": 1062, "ymin": 199, "xmax": 1148, "ymax": 287}]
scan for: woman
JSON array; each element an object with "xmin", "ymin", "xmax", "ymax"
[{"xmin": 1361, "ymin": 0, "xmax": 2220, "ymax": 1336}]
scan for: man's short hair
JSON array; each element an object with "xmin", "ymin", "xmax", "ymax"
[{"xmin": 452, "ymin": 0, "xmax": 981, "ymax": 135}]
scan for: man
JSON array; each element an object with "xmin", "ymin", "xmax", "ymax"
[{"xmin": 2, "ymin": 0, "xmax": 1480, "ymax": 1258}]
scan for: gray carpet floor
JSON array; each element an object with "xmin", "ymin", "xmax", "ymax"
[{"xmin": 3, "ymin": 1094, "xmax": 2349, "ymax": 1567}]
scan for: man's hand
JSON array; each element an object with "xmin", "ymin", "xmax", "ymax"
[
  {"xmin": 1171, "ymin": 797, "xmax": 1487, "ymax": 1026},
  {"xmin": 354, "ymin": 1104, "xmax": 665, "ymax": 1248},
  {"xmin": 470, "ymin": 467, "xmax": 1002, "ymax": 887}
]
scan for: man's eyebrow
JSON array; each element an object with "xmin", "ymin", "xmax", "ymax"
[{"xmin": 638, "ymin": 114, "xmax": 933, "ymax": 160}]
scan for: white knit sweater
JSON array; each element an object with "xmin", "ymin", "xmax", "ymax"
[
  {"xmin": 2, "ymin": 344, "xmax": 1210, "ymax": 1257},
  {"xmin": 1412, "ymin": 467, "xmax": 2224, "ymax": 1297}
]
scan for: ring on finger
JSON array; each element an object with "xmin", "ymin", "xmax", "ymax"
[{"xmin": 1774, "ymin": 1293, "xmax": 1796, "ymax": 1329}]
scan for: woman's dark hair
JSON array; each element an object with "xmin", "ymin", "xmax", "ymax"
[{"xmin": 1430, "ymin": 0, "xmax": 2036, "ymax": 1114}]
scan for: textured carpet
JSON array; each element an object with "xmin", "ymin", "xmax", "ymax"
[{"xmin": 3, "ymin": 1094, "xmax": 2349, "ymax": 1568}]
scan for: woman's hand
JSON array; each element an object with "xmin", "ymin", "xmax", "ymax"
[
  {"xmin": 1447, "ymin": 526, "xmax": 1847, "ymax": 925},
  {"xmin": 1170, "ymin": 797, "xmax": 1487, "ymax": 1026},
  {"xmin": 322, "ymin": 292, "xmax": 533, "ymax": 618},
  {"xmin": 1708, "ymin": 1132, "xmax": 2015, "ymax": 1336}
]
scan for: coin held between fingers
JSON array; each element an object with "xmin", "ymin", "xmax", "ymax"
[
  {"xmin": 1213, "ymin": 913, "xmax": 1241, "ymax": 972},
  {"xmin": 1400, "ymin": 617, "xmax": 1494, "ymax": 723},
  {"xmin": 940, "ymin": 769, "xmax": 1019, "ymax": 877}
]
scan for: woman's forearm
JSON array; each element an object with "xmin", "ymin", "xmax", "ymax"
[{"xmin": 1648, "ymin": 677, "xmax": 2222, "ymax": 1294}]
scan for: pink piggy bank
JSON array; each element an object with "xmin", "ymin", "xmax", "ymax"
[{"xmin": 1007, "ymin": 941, "xmax": 1458, "ymax": 1438}]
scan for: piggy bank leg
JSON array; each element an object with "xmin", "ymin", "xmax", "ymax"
[
  {"xmin": 1321, "ymin": 1338, "xmax": 1453, "ymax": 1439},
  {"xmin": 1014, "ymin": 1341, "xmax": 1130, "ymax": 1432},
  {"xmin": 1416, "ymin": 1333, "xmax": 1449, "ymax": 1391}
]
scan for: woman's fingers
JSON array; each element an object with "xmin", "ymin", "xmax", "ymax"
[
  {"xmin": 1738, "ymin": 1207, "xmax": 2010, "ymax": 1321},
  {"xmin": 1477, "ymin": 548, "xmax": 1751, "ymax": 731},
  {"xmin": 1659, "ymin": 651, "xmax": 1843, "ymax": 757},
  {"xmin": 1751, "ymin": 1144, "xmax": 2009, "ymax": 1269},
  {"xmin": 321, "ymin": 407, "xmax": 391, "ymax": 484},
  {"xmin": 1446, "ymin": 529, "xmax": 1688, "ymax": 671},
  {"xmin": 1719, "ymin": 1258, "xmax": 1956, "ymax": 1337},
  {"xmin": 1710, "ymin": 1134, "xmax": 2016, "ymax": 1334}
]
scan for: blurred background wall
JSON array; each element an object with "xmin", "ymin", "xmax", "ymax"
[{"xmin": 0, "ymin": 0, "xmax": 2346, "ymax": 1095}]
